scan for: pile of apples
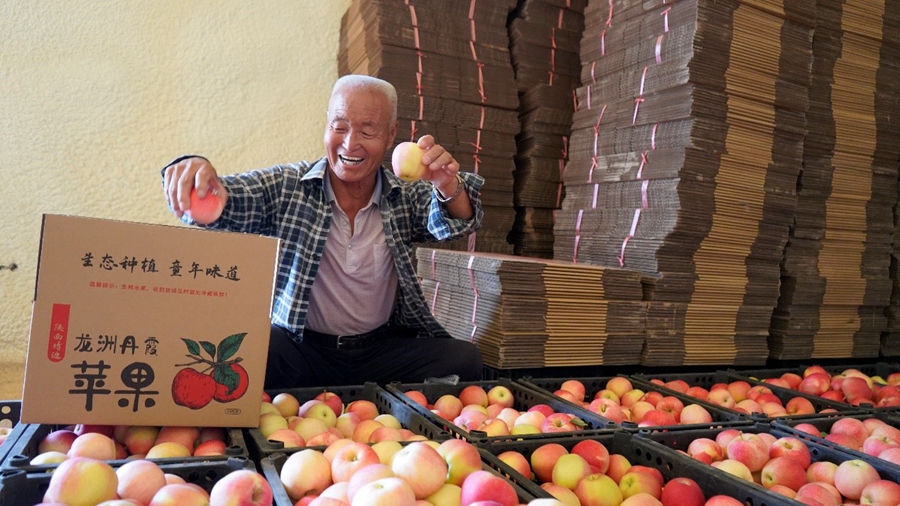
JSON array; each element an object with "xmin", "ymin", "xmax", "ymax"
[
  {"xmin": 259, "ymin": 390, "xmax": 428, "ymax": 449},
  {"xmin": 37, "ymin": 455, "xmax": 272, "ymax": 506},
  {"xmin": 278, "ymin": 437, "xmax": 528, "ymax": 505},
  {"xmin": 493, "ymin": 438, "xmax": 744, "ymax": 506},
  {"xmin": 791, "ymin": 416, "xmax": 900, "ymax": 466},
  {"xmin": 681, "ymin": 428, "xmax": 900, "ymax": 505},
  {"xmin": 401, "ymin": 384, "xmax": 589, "ymax": 437},
  {"xmin": 25, "ymin": 423, "xmax": 230, "ymax": 467},
  {"xmin": 543, "ymin": 377, "xmax": 718, "ymax": 427},
  {"xmin": 739, "ymin": 365, "xmax": 900, "ymax": 408},
  {"xmin": 643, "ymin": 375, "xmax": 839, "ymax": 417}
]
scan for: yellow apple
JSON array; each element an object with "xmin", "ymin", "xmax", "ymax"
[{"xmin": 391, "ymin": 142, "xmax": 427, "ymax": 181}]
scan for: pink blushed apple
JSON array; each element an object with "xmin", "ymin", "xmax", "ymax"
[
  {"xmin": 678, "ymin": 404, "xmax": 713, "ymax": 425},
  {"xmin": 769, "ymin": 436, "xmax": 812, "ymax": 469},
  {"xmin": 314, "ymin": 391, "xmax": 345, "ymax": 418},
  {"xmin": 391, "ymin": 441, "xmax": 448, "ymax": 499},
  {"xmin": 710, "ymin": 460, "xmax": 753, "ymax": 482},
  {"xmin": 606, "ymin": 377, "xmax": 634, "ymax": 399},
  {"xmin": 346, "ymin": 463, "xmax": 394, "ymax": 502},
  {"xmin": 859, "ymin": 479, "xmax": 900, "ymax": 506},
  {"xmin": 497, "ymin": 450, "xmax": 532, "ymax": 480},
  {"xmin": 551, "ymin": 453, "xmax": 592, "ymax": 490},
  {"xmin": 459, "ymin": 385, "xmax": 490, "ymax": 408},
  {"xmin": 806, "ymin": 460, "xmax": 838, "ymax": 485},
  {"xmin": 531, "ymin": 443, "xmax": 568, "ymax": 483},
  {"xmin": 331, "ymin": 441, "xmax": 380, "ymax": 482},
  {"xmin": 704, "ymin": 495, "xmax": 744, "ymax": 506},
  {"xmin": 725, "ymin": 433, "xmax": 768, "ymax": 472},
  {"xmin": 116, "ymin": 459, "xmax": 167, "ymax": 505},
  {"xmin": 760, "ymin": 456, "xmax": 806, "ymax": 492},
  {"xmin": 208, "ymin": 469, "xmax": 274, "ymax": 506},
  {"xmin": 353, "ymin": 477, "xmax": 416, "ymax": 506},
  {"xmin": 459, "ymin": 470, "xmax": 518, "ymax": 506},
  {"xmin": 44, "ymin": 456, "xmax": 118, "ymax": 506},
  {"xmin": 834, "ymin": 459, "xmax": 880, "ymax": 500},
  {"xmin": 795, "ymin": 482, "xmax": 841, "ymax": 506},
  {"xmin": 575, "ymin": 473, "xmax": 623, "ymax": 506},
  {"xmin": 280, "ymin": 449, "xmax": 333, "ymax": 501},
  {"xmin": 437, "ymin": 438, "xmax": 483, "ymax": 486},
  {"xmin": 487, "ymin": 385, "xmax": 514, "ymax": 408}
]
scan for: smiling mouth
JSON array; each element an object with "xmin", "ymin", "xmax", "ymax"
[{"xmin": 338, "ymin": 155, "xmax": 363, "ymax": 166}]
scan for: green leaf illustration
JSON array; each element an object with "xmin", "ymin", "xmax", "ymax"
[
  {"xmin": 214, "ymin": 365, "xmax": 239, "ymax": 394},
  {"xmin": 200, "ymin": 341, "xmax": 217, "ymax": 360},
  {"xmin": 181, "ymin": 338, "xmax": 200, "ymax": 356},
  {"xmin": 218, "ymin": 333, "xmax": 247, "ymax": 362}
]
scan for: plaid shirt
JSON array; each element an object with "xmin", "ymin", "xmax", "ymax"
[{"xmin": 174, "ymin": 157, "xmax": 484, "ymax": 339}]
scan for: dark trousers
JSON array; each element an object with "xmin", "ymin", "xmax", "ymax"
[{"xmin": 264, "ymin": 324, "xmax": 484, "ymax": 389}]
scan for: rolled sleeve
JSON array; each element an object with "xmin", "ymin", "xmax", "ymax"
[{"xmin": 427, "ymin": 172, "xmax": 485, "ymax": 241}]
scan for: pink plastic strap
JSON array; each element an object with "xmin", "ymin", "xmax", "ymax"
[
  {"xmin": 661, "ymin": 7, "xmax": 671, "ymax": 32},
  {"xmin": 641, "ymin": 179, "xmax": 650, "ymax": 209},
  {"xmin": 430, "ymin": 250, "xmax": 440, "ymax": 313},
  {"xmin": 656, "ymin": 35, "xmax": 664, "ymax": 64},
  {"xmin": 558, "ymin": 8, "xmax": 565, "ymax": 28},
  {"xmin": 466, "ymin": 255, "xmax": 479, "ymax": 341},
  {"xmin": 586, "ymin": 84, "xmax": 592, "ymax": 109},
  {"xmin": 618, "ymin": 209, "xmax": 642, "ymax": 266},
  {"xmin": 556, "ymin": 159, "xmax": 565, "ymax": 207},
  {"xmin": 592, "ymin": 183, "xmax": 599, "ymax": 209},
  {"xmin": 607, "ymin": 0, "xmax": 614, "ymax": 26},
  {"xmin": 470, "ymin": 19, "xmax": 477, "ymax": 42},
  {"xmin": 573, "ymin": 209, "xmax": 584, "ymax": 262},
  {"xmin": 468, "ymin": 232, "xmax": 477, "ymax": 251},
  {"xmin": 572, "ymin": 89, "xmax": 579, "ymax": 112},
  {"xmin": 410, "ymin": 120, "xmax": 417, "ymax": 141},
  {"xmin": 651, "ymin": 123, "xmax": 658, "ymax": 150},
  {"xmin": 632, "ymin": 67, "xmax": 648, "ymax": 125},
  {"xmin": 637, "ymin": 151, "xmax": 648, "ymax": 179},
  {"xmin": 601, "ymin": 30, "xmax": 607, "ymax": 57},
  {"xmin": 418, "ymin": 95, "xmax": 424, "ymax": 120}
]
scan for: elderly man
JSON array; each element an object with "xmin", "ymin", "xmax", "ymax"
[{"xmin": 162, "ymin": 75, "xmax": 484, "ymax": 388}]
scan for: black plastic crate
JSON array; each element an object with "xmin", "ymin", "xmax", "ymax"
[
  {"xmin": 261, "ymin": 446, "xmax": 545, "ymax": 506},
  {"xmin": 729, "ymin": 363, "xmax": 900, "ymax": 412},
  {"xmin": 0, "ymin": 402, "xmax": 21, "ymax": 469},
  {"xmin": 0, "ymin": 455, "xmax": 254, "ymax": 506},
  {"xmin": 629, "ymin": 370, "xmax": 858, "ymax": 420},
  {"xmin": 3, "ymin": 423, "xmax": 248, "ymax": 473},
  {"xmin": 637, "ymin": 423, "xmax": 900, "ymax": 495},
  {"xmin": 519, "ymin": 375, "xmax": 753, "ymax": 432},
  {"xmin": 771, "ymin": 412, "xmax": 900, "ymax": 474},
  {"xmin": 251, "ymin": 382, "xmax": 448, "ymax": 460},
  {"xmin": 386, "ymin": 377, "xmax": 619, "ymax": 445},
  {"xmin": 484, "ymin": 430, "xmax": 798, "ymax": 506}
]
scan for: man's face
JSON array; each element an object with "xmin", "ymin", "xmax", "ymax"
[{"xmin": 324, "ymin": 87, "xmax": 397, "ymax": 185}]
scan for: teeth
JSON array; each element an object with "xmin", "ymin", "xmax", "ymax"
[{"xmin": 339, "ymin": 155, "xmax": 363, "ymax": 165}]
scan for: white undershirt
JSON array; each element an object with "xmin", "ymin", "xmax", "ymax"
[{"xmin": 305, "ymin": 171, "xmax": 399, "ymax": 335}]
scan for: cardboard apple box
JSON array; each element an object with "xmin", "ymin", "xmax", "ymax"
[{"xmin": 22, "ymin": 214, "xmax": 280, "ymax": 427}]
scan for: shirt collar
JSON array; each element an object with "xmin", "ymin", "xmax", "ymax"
[{"xmin": 316, "ymin": 159, "xmax": 384, "ymax": 208}]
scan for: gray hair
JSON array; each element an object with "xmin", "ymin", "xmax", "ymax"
[{"xmin": 331, "ymin": 75, "xmax": 398, "ymax": 124}]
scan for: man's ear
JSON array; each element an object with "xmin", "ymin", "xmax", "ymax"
[{"xmin": 388, "ymin": 121, "xmax": 398, "ymax": 146}]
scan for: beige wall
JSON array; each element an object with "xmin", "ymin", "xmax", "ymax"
[{"xmin": 0, "ymin": 1, "xmax": 351, "ymax": 400}]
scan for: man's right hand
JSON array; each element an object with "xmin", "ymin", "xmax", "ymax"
[{"xmin": 163, "ymin": 156, "xmax": 227, "ymax": 224}]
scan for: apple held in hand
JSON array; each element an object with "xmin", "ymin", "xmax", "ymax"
[
  {"xmin": 185, "ymin": 186, "xmax": 225, "ymax": 225},
  {"xmin": 392, "ymin": 142, "xmax": 428, "ymax": 181}
]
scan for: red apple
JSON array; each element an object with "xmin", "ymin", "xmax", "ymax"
[
  {"xmin": 760, "ymin": 456, "xmax": 807, "ymax": 492},
  {"xmin": 571, "ymin": 439, "xmax": 611, "ymax": 474},
  {"xmin": 391, "ymin": 441, "xmax": 447, "ymax": 499},
  {"xmin": 331, "ymin": 441, "xmax": 380, "ymax": 483},
  {"xmin": 437, "ymin": 438, "xmax": 483, "ymax": 486},
  {"xmin": 531, "ymin": 443, "xmax": 568, "ymax": 483},
  {"xmin": 460, "ymin": 470, "xmax": 518, "ymax": 506},
  {"xmin": 660, "ymin": 477, "xmax": 705, "ymax": 506},
  {"xmin": 459, "ymin": 385, "xmax": 489, "ymax": 408},
  {"xmin": 859, "ymin": 479, "xmax": 900, "ymax": 506}
]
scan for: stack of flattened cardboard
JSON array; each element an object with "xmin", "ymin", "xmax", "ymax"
[
  {"xmin": 554, "ymin": 0, "xmax": 816, "ymax": 366},
  {"xmin": 339, "ymin": 0, "xmax": 520, "ymax": 254},
  {"xmin": 508, "ymin": 0, "xmax": 588, "ymax": 258},
  {"xmin": 416, "ymin": 247, "xmax": 646, "ymax": 369},
  {"xmin": 772, "ymin": 0, "xmax": 900, "ymax": 360}
]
